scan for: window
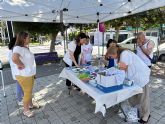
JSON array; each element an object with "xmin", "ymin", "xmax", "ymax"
[
  {"xmin": 151, "ymin": 32, "xmax": 158, "ymax": 37},
  {"xmin": 126, "ymin": 39, "xmax": 132, "ymax": 44},
  {"xmin": 90, "ymin": 35, "xmax": 94, "ymax": 44},
  {"xmin": 106, "ymin": 34, "xmax": 110, "ymax": 41},
  {"xmin": 118, "ymin": 34, "xmax": 128, "ymax": 43},
  {"xmin": 146, "ymin": 32, "xmax": 151, "ymax": 36},
  {"xmin": 132, "ymin": 38, "xmax": 137, "ymax": 44}
]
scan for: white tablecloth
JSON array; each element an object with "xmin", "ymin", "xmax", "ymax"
[{"xmin": 59, "ymin": 68, "xmax": 143, "ymax": 116}]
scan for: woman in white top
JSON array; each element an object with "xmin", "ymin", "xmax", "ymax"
[
  {"xmin": 81, "ymin": 36, "xmax": 93, "ymax": 65},
  {"xmin": 106, "ymin": 46, "xmax": 151, "ymax": 123},
  {"xmin": 63, "ymin": 33, "xmax": 87, "ymax": 88},
  {"xmin": 12, "ymin": 32, "xmax": 38, "ymax": 118},
  {"xmin": 8, "ymin": 37, "xmax": 24, "ymax": 105}
]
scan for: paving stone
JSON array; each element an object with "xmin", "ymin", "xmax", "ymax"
[
  {"xmin": 11, "ymin": 120, "xmax": 23, "ymax": 124},
  {"xmin": 36, "ymin": 119, "xmax": 50, "ymax": 124},
  {"xmin": 1, "ymin": 119, "xmax": 10, "ymax": 124},
  {"xmin": 106, "ymin": 118, "xmax": 119, "ymax": 124},
  {"xmin": 76, "ymin": 115, "xmax": 88, "ymax": 123},
  {"xmin": 56, "ymin": 110, "xmax": 68, "ymax": 117},
  {"xmin": 10, "ymin": 116, "xmax": 22, "ymax": 123},
  {"xmin": 151, "ymin": 112, "xmax": 163, "ymax": 120},
  {"xmin": 0, "ymin": 115, "xmax": 10, "ymax": 122},
  {"xmin": 49, "ymin": 119, "xmax": 64, "ymax": 124},
  {"xmin": 159, "ymin": 116, "xmax": 165, "ymax": 123},
  {"xmin": 70, "ymin": 111, "xmax": 81, "ymax": 117},
  {"xmin": 89, "ymin": 117, "xmax": 102, "ymax": 124},
  {"xmin": 65, "ymin": 107, "xmax": 77, "ymax": 114},
  {"xmin": 82, "ymin": 121, "xmax": 91, "ymax": 124},
  {"xmin": 82, "ymin": 113, "xmax": 96, "ymax": 120},
  {"xmin": 155, "ymin": 110, "xmax": 165, "ymax": 116},
  {"xmin": 147, "ymin": 117, "xmax": 159, "ymax": 124},
  {"xmin": 156, "ymin": 121, "xmax": 165, "ymax": 124}
]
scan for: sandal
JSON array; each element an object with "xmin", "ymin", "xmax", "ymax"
[
  {"xmin": 23, "ymin": 110, "xmax": 34, "ymax": 118},
  {"xmin": 29, "ymin": 104, "xmax": 41, "ymax": 109}
]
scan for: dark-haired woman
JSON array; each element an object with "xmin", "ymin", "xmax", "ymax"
[
  {"xmin": 63, "ymin": 32, "xmax": 87, "ymax": 88},
  {"xmin": 105, "ymin": 39, "xmax": 118, "ymax": 68},
  {"xmin": 8, "ymin": 37, "xmax": 24, "ymax": 106}
]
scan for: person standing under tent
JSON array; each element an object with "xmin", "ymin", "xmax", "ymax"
[
  {"xmin": 106, "ymin": 46, "xmax": 151, "ymax": 123},
  {"xmin": 105, "ymin": 39, "xmax": 119, "ymax": 68},
  {"xmin": 133, "ymin": 32, "xmax": 154, "ymax": 123},
  {"xmin": 63, "ymin": 32, "xmax": 87, "ymax": 89},
  {"xmin": 8, "ymin": 37, "xmax": 24, "ymax": 106},
  {"xmin": 81, "ymin": 36, "xmax": 93, "ymax": 65},
  {"xmin": 12, "ymin": 32, "xmax": 40, "ymax": 118}
]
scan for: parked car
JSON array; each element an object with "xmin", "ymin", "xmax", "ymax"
[
  {"xmin": 118, "ymin": 36, "xmax": 162, "ymax": 62},
  {"xmin": 54, "ymin": 40, "xmax": 62, "ymax": 45},
  {"xmin": 118, "ymin": 36, "xmax": 158, "ymax": 51},
  {"xmin": 156, "ymin": 43, "xmax": 165, "ymax": 61},
  {"xmin": 118, "ymin": 36, "xmax": 158, "ymax": 52}
]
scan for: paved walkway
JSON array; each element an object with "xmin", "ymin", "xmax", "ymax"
[
  {"xmin": 1, "ymin": 74, "xmax": 165, "ymax": 124},
  {"xmin": 0, "ymin": 63, "xmax": 64, "ymax": 86},
  {"xmin": 1, "ymin": 60, "xmax": 165, "ymax": 87}
]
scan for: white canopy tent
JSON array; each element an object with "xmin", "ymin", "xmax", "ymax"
[{"xmin": 0, "ymin": 0, "xmax": 165, "ymax": 23}]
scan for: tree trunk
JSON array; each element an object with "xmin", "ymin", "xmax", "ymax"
[
  {"xmin": 159, "ymin": 23, "xmax": 163, "ymax": 42},
  {"xmin": 80, "ymin": 24, "xmax": 82, "ymax": 32},
  {"xmin": 50, "ymin": 33, "xmax": 58, "ymax": 52},
  {"xmin": 115, "ymin": 27, "xmax": 120, "ymax": 42}
]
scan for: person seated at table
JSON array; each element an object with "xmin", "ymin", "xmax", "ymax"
[
  {"xmin": 63, "ymin": 32, "xmax": 87, "ymax": 89},
  {"xmin": 106, "ymin": 46, "xmax": 151, "ymax": 123},
  {"xmin": 81, "ymin": 35, "xmax": 93, "ymax": 65},
  {"xmin": 105, "ymin": 39, "xmax": 119, "ymax": 68}
]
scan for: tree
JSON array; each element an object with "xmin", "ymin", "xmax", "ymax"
[
  {"xmin": 105, "ymin": 7, "xmax": 165, "ymax": 41},
  {"xmin": 13, "ymin": 22, "xmax": 63, "ymax": 52},
  {"xmin": 70, "ymin": 23, "xmax": 97, "ymax": 33},
  {"xmin": 105, "ymin": 18, "xmax": 124, "ymax": 42}
]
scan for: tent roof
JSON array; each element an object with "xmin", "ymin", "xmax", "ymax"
[{"xmin": 0, "ymin": 0, "xmax": 165, "ymax": 23}]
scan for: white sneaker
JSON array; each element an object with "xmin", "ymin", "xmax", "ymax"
[{"xmin": 18, "ymin": 101, "xmax": 23, "ymax": 106}]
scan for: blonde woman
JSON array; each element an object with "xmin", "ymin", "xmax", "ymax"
[
  {"xmin": 106, "ymin": 46, "xmax": 151, "ymax": 123},
  {"xmin": 12, "ymin": 32, "xmax": 39, "ymax": 117}
]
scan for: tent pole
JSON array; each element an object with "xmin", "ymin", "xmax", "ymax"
[
  {"xmin": 6, "ymin": 21, "xmax": 10, "ymax": 43},
  {"xmin": 97, "ymin": 22, "xmax": 101, "ymax": 67},
  {"xmin": 60, "ymin": 10, "xmax": 66, "ymax": 54},
  {"xmin": 102, "ymin": 32, "xmax": 104, "ymax": 56}
]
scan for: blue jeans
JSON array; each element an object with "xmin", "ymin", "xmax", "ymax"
[{"xmin": 16, "ymin": 81, "xmax": 24, "ymax": 102}]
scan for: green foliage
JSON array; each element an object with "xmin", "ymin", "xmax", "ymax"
[
  {"xmin": 68, "ymin": 31, "xmax": 79, "ymax": 40},
  {"xmin": 13, "ymin": 22, "xmax": 63, "ymax": 52},
  {"xmin": 70, "ymin": 23, "xmax": 97, "ymax": 32},
  {"xmin": 105, "ymin": 18, "xmax": 124, "ymax": 30},
  {"xmin": 105, "ymin": 7, "xmax": 165, "ymax": 31},
  {"xmin": 13, "ymin": 22, "xmax": 63, "ymax": 35}
]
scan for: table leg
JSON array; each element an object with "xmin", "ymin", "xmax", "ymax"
[
  {"xmin": 100, "ymin": 104, "xmax": 107, "ymax": 124},
  {"xmin": 68, "ymin": 85, "xmax": 72, "ymax": 95},
  {"xmin": 119, "ymin": 103, "xmax": 128, "ymax": 122}
]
